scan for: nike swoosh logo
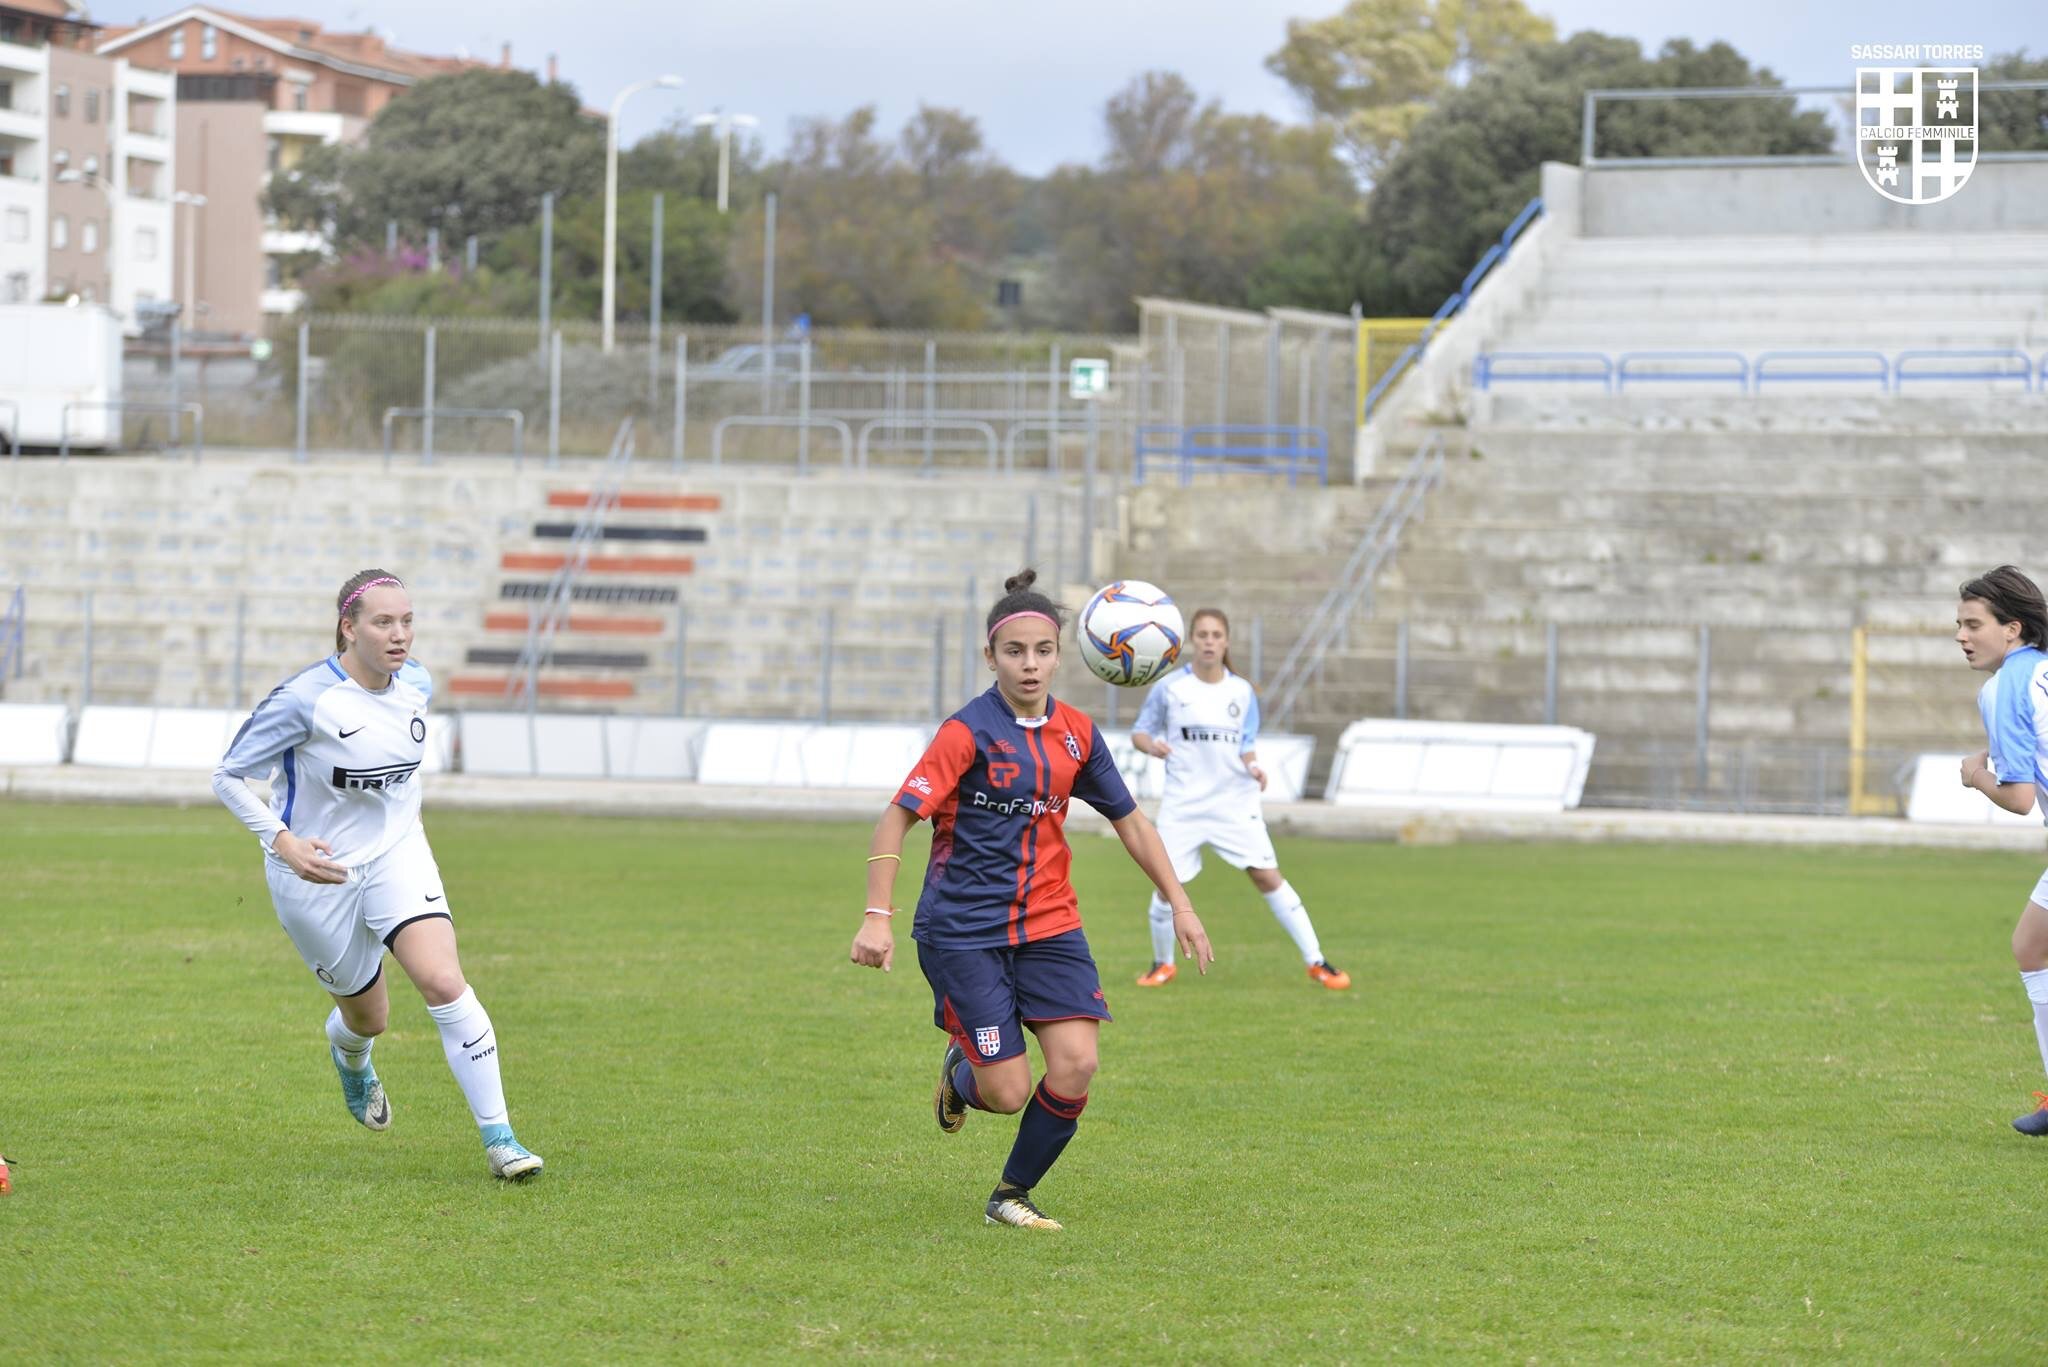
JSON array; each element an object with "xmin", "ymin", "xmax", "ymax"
[
  {"xmin": 339, "ymin": 726, "xmax": 365, "ymax": 738},
  {"xmin": 369, "ymin": 1097, "xmax": 389, "ymax": 1125},
  {"xmin": 461, "ymin": 1029, "xmax": 491, "ymax": 1050},
  {"xmin": 425, "ymin": 894, "xmax": 442, "ymax": 902}
]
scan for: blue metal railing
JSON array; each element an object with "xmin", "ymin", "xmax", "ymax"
[
  {"xmin": 1362, "ymin": 196, "xmax": 1545, "ymax": 422},
  {"xmin": 1470, "ymin": 347, "xmax": 2048, "ymax": 398},
  {"xmin": 1895, "ymin": 349, "xmax": 2034, "ymax": 391},
  {"xmin": 0, "ymin": 586, "xmax": 23, "ymax": 693},
  {"xmin": 1133, "ymin": 425, "xmax": 1329, "ymax": 487}
]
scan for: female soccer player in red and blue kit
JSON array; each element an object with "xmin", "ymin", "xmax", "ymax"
[{"xmin": 851, "ymin": 570, "xmax": 1214, "ymax": 1230}]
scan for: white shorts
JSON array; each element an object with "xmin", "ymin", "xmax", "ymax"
[
  {"xmin": 267, "ymin": 826, "xmax": 450, "ymax": 997},
  {"xmin": 2032, "ymin": 866, "xmax": 2048, "ymax": 909},
  {"xmin": 1158, "ymin": 812, "xmax": 1278, "ymax": 885}
]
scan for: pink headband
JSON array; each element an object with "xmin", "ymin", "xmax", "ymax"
[
  {"xmin": 988, "ymin": 610, "xmax": 1058, "ymax": 642},
  {"xmin": 339, "ymin": 577, "xmax": 402, "ymax": 619}
]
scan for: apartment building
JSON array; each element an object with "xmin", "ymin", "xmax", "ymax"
[
  {"xmin": 0, "ymin": 1, "xmax": 175, "ymax": 329},
  {"xmin": 99, "ymin": 7, "xmax": 490, "ymax": 336}
]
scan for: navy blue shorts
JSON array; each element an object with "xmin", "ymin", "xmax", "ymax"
[{"xmin": 916, "ymin": 929, "xmax": 1112, "ymax": 1067}]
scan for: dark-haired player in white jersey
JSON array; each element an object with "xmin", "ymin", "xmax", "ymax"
[
  {"xmin": 1129, "ymin": 607, "xmax": 1349, "ymax": 991},
  {"xmin": 211, "ymin": 569, "xmax": 543, "ymax": 1180}
]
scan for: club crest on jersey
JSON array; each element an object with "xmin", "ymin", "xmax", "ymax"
[
  {"xmin": 1228, "ymin": 701, "xmax": 1241, "ymax": 718},
  {"xmin": 410, "ymin": 717, "xmax": 426, "ymax": 743},
  {"xmin": 1062, "ymin": 731, "xmax": 1082, "ymax": 761},
  {"xmin": 974, "ymin": 1026, "xmax": 1002, "ymax": 1057}
]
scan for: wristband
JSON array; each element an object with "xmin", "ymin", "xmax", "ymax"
[
  {"xmin": 864, "ymin": 907, "xmax": 895, "ymax": 918},
  {"xmin": 866, "ymin": 853, "xmax": 901, "ymax": 864}
]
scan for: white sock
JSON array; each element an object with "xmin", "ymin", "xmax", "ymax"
[
  {"xmin": 1262, "ymin": 880, "xmax": 1324, "ymax": 965},
  {"xmin": 2022, "ymin": 970, "xmax": 2048, "ymax": 1078},
  {"xmin": 325, "ymin": 1007, "xmax": 373, "ymax": 1072},
  {"xmin": 1147, "ymin": 892, "xmax": 1176, "ymax": 965},
  {"xmin": 427, "ymin": 987, "xmax": 509, "ymax": 1130}
]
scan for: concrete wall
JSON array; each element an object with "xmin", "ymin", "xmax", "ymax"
[
  {"xmin": 1583, "ymin": 158, "xmax": 2048, "ymax": 236},
  {"xmin": 174, "ymin": 100, "xmax": 263, "ymax": 336}
]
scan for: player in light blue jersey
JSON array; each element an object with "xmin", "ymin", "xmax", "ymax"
[
  {"xmin": 1955, "ymin": 567, "xmax": 2048, "ymax": 1136},
  {"xmin": 1129, "ymin": 607, "xmax": 1348, "ymax": 991},
  {"xmin": 211, "ymin": 569, "xmax": 543, "ymax": 1180}
]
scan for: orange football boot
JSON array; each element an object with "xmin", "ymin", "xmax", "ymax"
[
  {"xmin": 1307, "ymin": 961, "xmax": 1352, "ymax": 990},
  {"xmin": 1135, "ymin": 962, "xmax": 1178, "ymax": 987}
]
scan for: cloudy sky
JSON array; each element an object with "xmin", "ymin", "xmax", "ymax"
[{"xmin": 207, "ymin": 0, "xmax": 2042, "ymax": 173}]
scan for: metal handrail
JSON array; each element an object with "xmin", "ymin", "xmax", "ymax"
[
  {"xmin": 1616, "ymin": 351, "xmax": 1751, "ymax": 392},
  {"xmin": 709, "ymin": 415, "xmax": 854, "ymax": 470},
  {"xmin": 1133, "ymin": 425, "xmax": 1329, "ymax": 487},
  {"xmin": 1473, "ymin": 351, "xmax": 1615, "ymax": 391},
  {"xmin": 1269, "ymin": 433, "xmax": 1447, "ymax": 725},
  {"xmin": 506, "ymin": 416, "xmax": 636, "ymax": 706},
  {"xmin": 1362, "ymin": 196, "xmax": 1543, "ymax": 422},
  {"xmin": 1894, "ymin": 349, "xmax": 2034, "ymax": 390},
  {"xmin": 1582, "ymin": 80, "xmax": 2048, "ymax": 168},
  {"xmin": 59, "ymin": 401, "xmax": 203, "ymax": 461},
  {"xmin": 1753, "ymin": 351, "xmax": 1892, "ymax": 392},
  {"xmin": 382, "ymin": 406, "xmax": 525, "ymax": 468},
  {"xmin": 856, "ymin": 418, "xmax": 999, "ymax": 473}
]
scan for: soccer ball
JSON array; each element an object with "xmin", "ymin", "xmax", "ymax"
[{"xmin": 1077, "ymin": 580, "xmax": 1184, "ymax": 687}]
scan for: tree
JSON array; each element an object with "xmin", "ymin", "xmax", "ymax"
[
  {"xmin": 1981, "ymin": 51, "xmax": 2048, "ymax": 151},
  {"xmin": 1356, "ymin": 34, "xmax": 1833, "ymax": 316},
  {"xmin": 1041, "ymin": 72, "xmax": 1363, "ymax": 329},
  {"xmin": 1266, "ymin": 0, "xmax": 1554, "ymax": 179},
  {"xmin": 726, "ymin": 106, "xmax": 1004, "ymax": 329},
  {"xmin": 488, "ymin": 189, "xmax": 736, "ymax": 325},
  {"xmin": 264, "ymin": 69, "xmax": 603, "ymax": 248}
]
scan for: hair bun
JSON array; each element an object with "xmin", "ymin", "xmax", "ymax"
[{"xmin": 1003, "ymin": 568, "xmax": 1038, "ymax": 594}]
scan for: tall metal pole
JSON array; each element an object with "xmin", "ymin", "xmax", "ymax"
[
  {"xmin": 760, "ymin": 191, "xmax": 777, "ymax": 412},
  {"xmin": 672, "ymin": 333, "xmax": 687, "ymax": 470},
  {"xmin": 601, "ymin": 105, "xmax": 620, "ymax": 350},
  {"xmin": 422, "ymin": 325, "xmax": 436, "ymax": 464},
  {"xmin": 385, "ymin": 219, "xmax": 397, "ymax": 259},
  {"xmin": 465, "ymin": 234, "xmax": 478, "ymax": 271},
  {"xmin": 427, "ymin": 226, "xmax": 440, "ymax": 273},
  {"xmin": 538, "ymin": 191, "xmax": 553, "ymax": 354},
  {"xmin": 294, "ymin": 321, "xmax": 309, "ymax": 462},
  {"xmin": 168, "ymin": 316, "xmax": 181, "ymax": 443},
  {"xmin": 547, "ymin": 328, "xmax": 562, "ymax": 467},
  {"xmin": 648, "ymin": 191, "xmax": 663, "ymax": 410},
  {"xmin": 718, "ymin": 120, "xmax": 732, "ymax": 214}
]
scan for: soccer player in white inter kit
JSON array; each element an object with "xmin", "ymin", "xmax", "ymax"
[
  {"xmin": 210, "ymin": 569, "xmax": 543, "ymax": 1180},
  {"xmin": 1129, "ymin": 607, "xmax": 1350, "ymax": 990}
]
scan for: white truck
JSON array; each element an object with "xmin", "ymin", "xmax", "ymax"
[{"xmin": 0, "ymin": 303, "xmax": 123, "ymax": 451}]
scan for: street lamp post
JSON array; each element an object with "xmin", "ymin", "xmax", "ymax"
[
  {"xmin": 57, "ymin": 169, "xmax": 115, "ymax": 315},
  {"xmin": 689, "ymin": 109, "xmax": 758, "ymax": 214},
  {"xmin": 171, "ymin": 190, "xmax": 206, "ymax": 323},
  {"xmin": 602, "ymin": 74, "xmax": 684, "ymax": 354}
]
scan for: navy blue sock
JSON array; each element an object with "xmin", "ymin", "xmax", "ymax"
[
  {"xmin": 999, "ymin": 1080, "xmax": 1087, "ymax": 1191},
  {"xmin": 952, "ymin": 1058, "xmax": 995, "ymax": 1112}
]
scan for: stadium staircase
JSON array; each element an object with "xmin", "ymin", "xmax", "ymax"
[{"xmin": 1300, "ymin": 226, "xmax": 2048, "ymax": 807}]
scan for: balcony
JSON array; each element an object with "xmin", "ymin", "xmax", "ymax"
[
  {"xmin": 123, "ymin": 129, "xmax": 170, "ymax": 162},
  {"xmin": 0, "ymin": 39, "xmax": 46, "ymax": 78},
  {"xmin": 262, "ymin": 227, "xmax": 326, "ymax": 255},
  {"xmin": 0, "ymin": 104, "xmax": 38, "ymax": 141}
]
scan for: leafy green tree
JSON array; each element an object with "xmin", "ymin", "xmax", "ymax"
[
  {"xmin": 1042, "ymin": 72, "xmax": 1363, "ymax": 329},
  {"xmin": 488, "ymin": 189, "xmax": 736, "ymax": 325},
  {"xmin": 1356, "ymin": 34, "xmax": 1833, "ymax": 315},
  {"xmin": 264, "ymin": 69, "xmax": 602, "ymax": 247},
  {"xmin": 1980, "ymin": 51, "xmax": 2048, "ymax": 151},
  {"xmin": 726, "ymin": 106, "xmax": 1001, "ymax": 329},
  {"xmin": 1267, "ymin": 0, "xmax": 1554, "ymax": 178}
]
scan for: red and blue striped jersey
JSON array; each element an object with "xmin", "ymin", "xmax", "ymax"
[{"xmin": 894, "ymin": 686, "xmax": 1137, "ymax": 949}]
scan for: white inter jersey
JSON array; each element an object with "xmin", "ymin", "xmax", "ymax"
[
  {"xmin": 212, "ymin": 655, "xmax": 434, "ymax": 867},
  {"xmin": 1133, "ymin": 665, "xmax": 1263, "ymax": 824}
]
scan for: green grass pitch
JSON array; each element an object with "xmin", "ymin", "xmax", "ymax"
[{"xmin": 8, "ymin": 801, "xmax": 2048, "ymax": 1361}]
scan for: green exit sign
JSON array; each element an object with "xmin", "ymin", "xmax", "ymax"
[{"xmin": 1069, "ymin": 357, "xmax": 1108, "ymax": 399}]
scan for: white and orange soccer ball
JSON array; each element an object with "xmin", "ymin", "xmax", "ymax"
[{"xmin": 1077, "ymin": 580, "xmax": 1184, "ymax": 687}]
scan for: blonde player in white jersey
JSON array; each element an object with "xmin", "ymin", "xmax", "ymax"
[
  {"xmin": 1129, "ymin": 607, "xmax": 1349, "ymax": 991},
  {"xmin": 211, "ymin": 569, "xmax": 543, "ymax": 1180}
]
